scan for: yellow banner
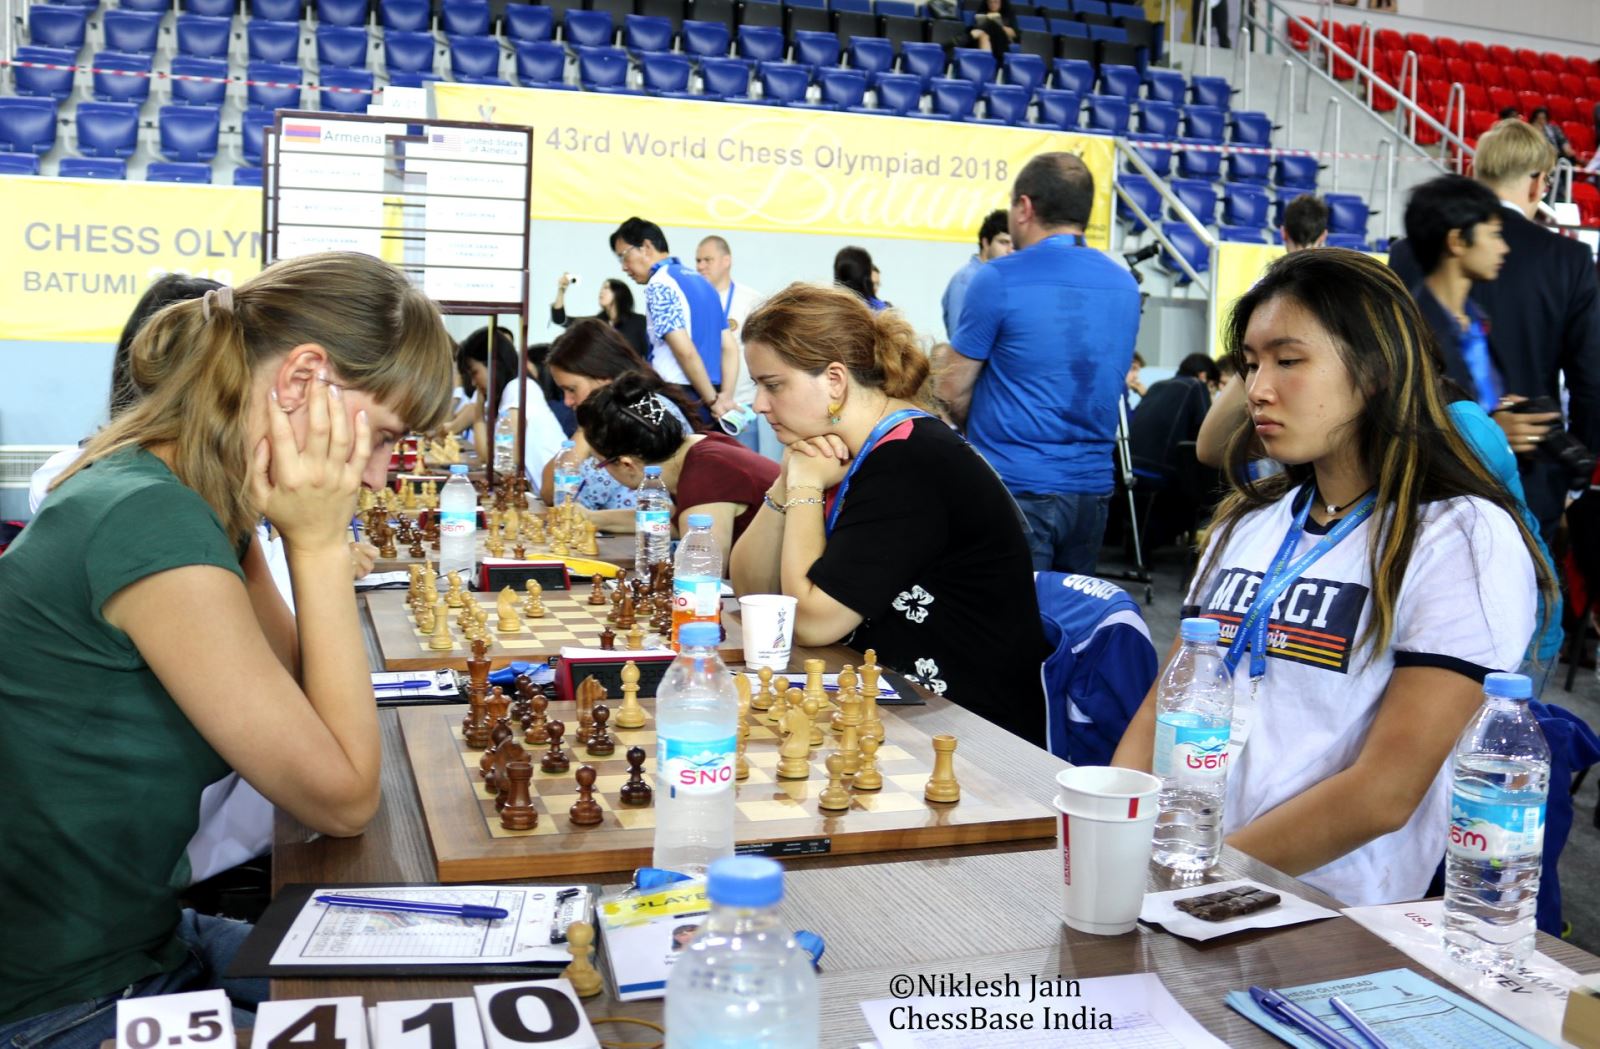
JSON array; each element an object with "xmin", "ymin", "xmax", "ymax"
[
  {"xmin": 433, "ymin": 85, "xmax": 1117, "ymax": 248},
  {"xmin": 1212, "ymin": 241, "xmax": 1284, "ymax": 354},
  {"xmin": 0, "ymin": 177, "xmax": 262, "ymax": 343}
]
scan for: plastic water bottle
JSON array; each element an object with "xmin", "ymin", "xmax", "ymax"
[
  {"xmin": 1443, "ymin": 672, "xmax": 1551, "ymax": 972},
  {"xmin": 635, "ymin": 465, "xmax": 673, "ymax": 570},
  {"xmin": 652, "ymin": 621, "xmax": 738, "ymax": 875},
  {"xmin": 1152, "ymin": 617, "xmax": 1234, "ymax": 873},
  {"xmin": 438, "ymin": 464, "xmax": 478, "ymax": 577},
  {"xmin": 492, "ymin": 411, "xmax": 518, "ymax": 478},
  {"xmin": 665, "ymin": 857, "xmax": 819, "ymax": 1049},
  {"xmin": 671, "ymin": 512, "xmax": 722, "ymax": 648},
  {"xmin": 552, "ymin": 440, "xmax": 582, "ymax": 507}
]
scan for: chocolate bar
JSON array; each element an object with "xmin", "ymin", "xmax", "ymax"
[{"xmin": 1173, "ymin": 885, "xmax": 1282, "ymax": 922}]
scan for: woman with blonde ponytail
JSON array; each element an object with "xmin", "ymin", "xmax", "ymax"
[
  {"xmin": 0, "ymin": 252, "xmax": 455, "ymax": 1044},
  {"xmin": 730, "ymin": 283, "xmax": 1047, "ymax": 745}
]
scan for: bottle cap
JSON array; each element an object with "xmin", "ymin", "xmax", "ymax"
[
  {"xmin": 687, "ymin": 513, "xmax": 713, "ymax": 528},
  {"xmin": 706, "ymin": 856, "xmax": 784, "ymax": 908},
  {"xmin": 1483, "ymin": 672, "xmax": 1532, "ymax": 700},
  {"xmin": 449, "ymin": 464, "xmax": 469, "ymax": 475},
  {"xmin": 644, "ymin": 465, "xmax": 662, "ymax": 477},
  {"xmin": 1180, "ymin": 617, "xmax": 1220, "ymax": 643},
  {"xmin": 561, "ymin": 440, "xmax": 575, "ymax": 449},
  {"xmin": 678, "ymin": 622, "xmax": 719, "ymax": 648}
]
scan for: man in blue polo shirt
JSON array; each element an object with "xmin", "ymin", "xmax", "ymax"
[
  {"xmin": 610, "ymin": 216, "xmax": 737, "ymax": 422},
  {"xmin": 941, "ymin": 152, "xmax": 1141, "ymax": 574}
]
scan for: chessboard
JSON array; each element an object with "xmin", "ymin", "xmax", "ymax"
[
  {"xmin": 397, "ymin": 693, "xmax": 1056, "ymax": 881},
  {"xmin": 365, "ymin": 589, "xmax": 745, "ymax": 671}
]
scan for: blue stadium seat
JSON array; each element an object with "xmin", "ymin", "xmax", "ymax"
[
  {"xmin": 1222, "ymin": 181, "xmax": 1269, "ymax": 227},
  {"xmin": 1189, "ymin": 73, "xmax": 1231, "ymax": 110},
  {"xmin": 1115, "ymin": 173, "xmax": 1159, "ymax": 230},
  {"xmin": 1169, "ymin": 177, "xmax": 1217, "ymax": 224},
  {"xmin": 1230, "ymin": 110, "xmax": 1272, "ymax": 145},
  {"xmin": 1108, "ymin": 2, "xmax": 1143, "ymax": 17},
  {"xmin": 441, "ymin": 1, "xmax": 491, "ymax": 36},
  {"xmin": 158, "ymin": 103, "xmax": 221, "ymax": 161},
  {"xmin": 386, "ymin": 70, "xmax": 443, "ymax": 86},
  {"xmin": 1325, "ymin": 233, "xmax": 1368, "ymax": 249},
  {"xmin": 1275, "ymin": 153, "xmax": 1319, "ymax": 190},
  {"xmin": 1182, "ymin": 104, "xmax": 1225, "ymax": 143},
  {"xmin": 60, "ymin": 156, "xmax": 126, "ymax": 178},
  {"xmin": 1177, "ymin": 138, "xmax": 1221, "ymax": 180},
  {"xmin": 12, "ymin": 46, "xmax": 77, "ymax": 101},
  {"xmin": 317, "ymin": 26, "xmax": 368, "ymax": 68},
  {"xmin": 147, "ymin": 161, "xmax": 214, "ymax": 183},
  {"xmin": 760, "ymin": 62, "xmax": 809, "ymax": 104},
  {"xmin": 700, "ymin": 56, "xmax": 752, "ymax": 99},
  {"xmin": 451, "ymin": 35, "xmax": 505, "ymax": 82},
  {"xmin": 176, "ymin": 15, "xmax": 231, "ymax": 58},
  {"xmin": 28, "ymin": 5, "xmax": 89, "ymax": 50},
  {"xmin": 1034, "ymin": 0, "xmax": 1068, "ymax": 12},
  {"xmin": 577, "ymin": 46, "xmax": 631, "ymax": 91},
  {"xmin": 1034, "ymin": 88, "xmax": 1080, "ymax": 129},
  {"xmin": 641, "ymin": 52, "xmax": 693, "ymax": 94},
  {"xmin": 0, "ymin": 98, "xmax": 58, "ymax": 154},
  {"xmin": 1097, "ymin": 62, "xmax": 1140, "ymax": 99},
  {"xmin": 234, "ymin": 165, "xmax": 264, "ymax": 186},
  {"xmin": 831, "ymin": 0, "xmax": 870, "ymax": 12},
  {"xmin": 876, "ymin": 0, "xmax": 916, "ymax": 16},
  {"xmin": 950, "ymin": 46, "xmax": 995, "ymax": 85},
  {"xmin": 1144, "ymin": 67, "xmax": 1184, "ymax": 104},
  {"xmin": 1219, "ymin": 225, "xmax": 1268, "ymax": 244},
  {"xmin": 251, "ymin": 0, "xmax": 301, "ymax": 19},
  {"xmin": 814, "ymin": 67, "xmax": 868, "ymax": 109},
  {"xmin": 1087, "ymin": 23, "xmax": 1126, "ymax": 43},
  {"xmin": 103, "ymin": 10, "xmax": 163, "ymax": 55},
  {"xmin": 847, "ymin": 36, "xmax": 894, "ymax": 76},
  {"xmin": 170, "ymin": 56, "xmax": 228, "ymax": 106},
  {"xmin": 564, "ymin": 10, "xmax": 615, "ymax": 47},
  {"xmin": 0, "ymin": 151, "xmax": 41, "ymax": 174},
  {"xmin": 871, "ymin": 72, "xmax": 922, "ymax": 115},
  {"xmin": 737, "ymin": 25, "xmax": 785, "ymax": 62},
  {"xmin": 240, "ymin": 105, "xmax": 274, "ymax": 163},
  {"xmin": 186, "ymin": 0, "xmax": 236, "ymax": 17},
  {"xmin": 976, "ymin": 83, "xmax": 1029, "ymax": 124},
  {"xmin": 317, "ymin": 0, "xmax": 368, "ymax": 26},
  {"xmin": 1158, "ymin": 221, "xmax": 1209, "ymax": 281},
  {"xmin": 122, "ymin": 0, "xmax": 171, "ymax": 11},
  {"xmin": 792, "ymin": 30, "xmax": 840, "ymax": 71},
  {"xmin": 248, "ymin": 60, "xmax": 303, "ymax": 107},
  {"xmin": 1228, "ymin": 150, "xmax": 1270, "ymax": 184},
  {"xmin": 624, "ymin": 15, "xmax": 675, "ymax": 55},
  {"xmin": 1015, "ymin": 14, "xmax": 1045, "ymax": 32},
  {"xmin": 319, "ymin": 67, "xmax": 375, "ymax": 109},
  {"xmin": 249, "ymin": 20, "xmax": 301, "ymax": 62},
  {"xmin": 1325, "ymin": 193, "xmax": 1370, "ymax": 236},
  {"xmin": 1084, "ymin": 94, "xmax": 1129, "ymax": 134},
  {"xmin": 381, "ymin": 0, "xmax": 431, "ymax": 30},
  {"xmin": 898, "ymin": 41, "xmax": 945, "ymax": 87},
  {"xmin": 929, "ymin": 77, "xmax": 977, "ymax": 120},
  {"xmin": 514, "ymin": 40, "xmax": 568, "ymax": 86},
  {"xmin": 1136, "ymin": 99, "xmax": 1178, "ymax": 137},
  {"xmin": 506, "ymin": 5, "xmax": 563, "ymax": 44},
  {"xmin": 1071, "ymin": 0, "xmax": 1108, "ymax": 13},
  {"xmin": 681, "ymin": 20, "xmax": 730, "ymax": 58},
  {"xmin": 1049, "ymin": 16, "xmax": 1086, "ymax": 37},
  {"xmin": 384, "ymin": 30, "xmax": 436, "ymax": 73},
  {"xmin": 1270, "ymin": 187, "xmax": 1301, "ymax": 227},
  {"xmin": 92, "ymin": 51, "xmax": 152, "ymax": 104},
  {"xmin": 76, "ymin": 101, "xmax": 139, "ymax": 157},
  {"xmin": 1124, "ymin": 132, "xmax": 1172, "ymax": 176},
  {"xmin": 1000, "ymin": 52, "xmax": 1046, "ymax": 96},
  {"xmin": 1051, "ymin": 57, "xmax": 1094, "ymax": 94}
]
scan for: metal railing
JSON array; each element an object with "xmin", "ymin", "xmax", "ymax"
[
  {"xmin": 1321, "ymin": 97, "xmax": 1342, "ymax": 191},
  {"xmin": 1367, "ymin": 137, "xmax": 1396, "ymax": 242},
  {"xmin": 1273, "ymin": 59, "xmax": 1297, "ymax": 145},
  {"xmin": 1114, "ymin": 137, "xmax": 1217, "ymax": 295}
]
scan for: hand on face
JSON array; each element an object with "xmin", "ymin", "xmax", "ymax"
[
  {"xmin": 251, "ymin": 370, "xmax": 370, "ymax": 551},
  {"xmin": 784, "ymin": 435, "xmax": 851, "ymax": 492}
]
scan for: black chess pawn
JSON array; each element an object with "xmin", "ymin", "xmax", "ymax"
[
  {"xmin": 540, "ymin": 719, "xmax": 570, "ymax": 774},
  {"xmin": 599, "ymin": 626, "xmax": 616, "ymax": 651},
  {"xmin": 619, "ymin": 745, "xmax": 652, "ymax": 806},
  {"xmin": 586, "ymin": 703, "xmax": 616, "ymax": 756},
  {"xmin": 569, "ymin": 765, "xmax": 603, "ymax": 826}
]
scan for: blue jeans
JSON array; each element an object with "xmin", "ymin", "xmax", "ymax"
[
  {"xmin": 1014, "ymin": 491, "xmax": 1111, "ymax": 575},
  {"xmin": 0, "ymin": 912, "xmax": 265, "ymax": 1049}
]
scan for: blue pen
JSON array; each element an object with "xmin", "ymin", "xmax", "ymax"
[
  {"xmin": 315, "ymin": 894, "xmax": 509, "ymax": 921},
  {"xmin": 350, "ymin": 516, "xmax": 361, "ymax": 542},
  {"xmin": 1248, "ymin": 987, "xmax": 1361, "ymax": 1049},
  {"xmin": 1328, "ymin": 996, "xmax": 1388, "ymax": 1049},
  {"xmin": 372, "ymin": 679, "xmax": 436, "ymax": 691}
]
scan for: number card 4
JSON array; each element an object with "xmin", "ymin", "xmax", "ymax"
[
  {"xmin": 255, "ymin": 998, "xmax": 369, "ymax": 1049},
  {"xmin": 116, "ymin": 990, "xmax": 235, "ymax": 1049}
]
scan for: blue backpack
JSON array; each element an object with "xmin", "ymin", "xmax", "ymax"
[{"xmin": 1530, "ymin": 700, "xmax": 1600, "ymax": 936}]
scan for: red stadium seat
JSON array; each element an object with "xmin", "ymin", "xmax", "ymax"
[
  {"xmin": 1421, "ymin": 78, "xmax": 1452, "ymax": 108},
  {"xmin": 1515, "ymin": 48, "xmax": 1541, "ymax": 68},
  {"xmin": 1446, "ymin": 57, "xmax": 1476, "ymax": 85},
  {"xmin": 1505, "ymin": 66, "xmax": 1533, "ymax": 92},
  {"xmin": 1414, "ymin": 102, "xmax": 1443, "ymax": 145},
  {"xmin": 1568, "ymin": 55, "xmax": 1597, "ymax": 78},
  {"xmin": 1542, "ymin": 52, "xmax": 1568, "ymax": 74},
  {"xmin": 1518, "ymin": 90, "xmax": 1546, "ymax": 115},
  {"xmin": 1461, "ymin": 40, "xmax": 1488, "ymax": 63},
  {"xmin": 1477, "ymin": 64, "xmax": 1505, "ymax": 89},
  {"xmin": 1548, "ymin": 97, "xmax": 1579, "ymax": 123},
  {"xmin": 1419, "ymin": 54, "xmax": 1445, "ymax": 81},
  {"xmin": 1288, "ymin": 15, "xmax": 1312, "ymax": 51},
  {"xmin": 1489, "ymin": 86, "xmax": 1518, "ymax": 113},
  {"xmin": 1564, "ymin": 121, "xmax": 1595, "ymax": 156},
  {"xmin": 1436, "ymin": 37, "xmax": 1462, "ymax": 61},
  {"xmin": 1489, "ymin": 44, "xmax": 1516, "ymax": 66},
  {"xmin": 1586, "ymin": 75, "xmax": 1600, "ymax": 98},
  {"xmin": 1403, "ymin": 32, "xmax": 1434, "ymax": 57},
  {"xmin": 1561, "ymin": 73, "xmax": 1588, "ymax": 98},
  {"xmin": 1532, "ymin": 69, "xmax": 1560, "ymax": 95},
  {"xmin": 1573, "ymin": 181, "xmax": 1600, "ymax": 227},
  {"xmin": 1466, "ymin": 108, "xmax": 1496, "ymax": 138},
  {"xmin": 1463, "ymin": 83, "xmax": 1489, "ymax": 111}
]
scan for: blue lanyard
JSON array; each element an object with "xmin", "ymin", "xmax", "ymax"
[
  {"xmin": 1222, "ymin": 484, "xmax": 1377, "ymax": 682},
  {"xmin": 824, "ymin": 409, "xmax": 930, "ymax": 536},
  {"xmin": 720, "ymin": 282, "xmax": 735, "ymax": 325},
  {"xmin": 1458, "ymin": 311, "xmax": 1501, "ymax": 413}
]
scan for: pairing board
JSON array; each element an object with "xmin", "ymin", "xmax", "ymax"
[
  {"xmin": 398, "ymin": 698, "xmax": 1056, "ymax": 881},
  {"xmin": 364, "ymin": 590, "xmax": 745, "ymax": 671}
]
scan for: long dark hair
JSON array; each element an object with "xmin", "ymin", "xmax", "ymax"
[
  {"xmin": 549, "ymin": 318, "xmax": 698, "ymax": 419},
  {"xmin": 110, "ymin": 274, "xmax": 223, "ymax": 418},
  {"xmin": 1202, "ymin": 248, "xmax": 1556, "ymax": 657},
  {"xmin": 576, "ymin": 370, "xmax": 688, "ymax": 464},
  {"xmin": 457, "ymin": 325, "xmax": 522, "ymax": 421},
  {"xmin": 602, "ymin": 278, "xmax": 636, "ymax": 319},
  {"xmin": 833, "ymin": 246, "xmax": 876, "ymax": 302}
]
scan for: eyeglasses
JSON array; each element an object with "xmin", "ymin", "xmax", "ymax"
[
  {"xmin": 614, "ymin": 244, "xmax": 642, "ymax": 264},
  {"xmin": 596, "ymin": 455, "xmax": 621, "ymax": 470}
]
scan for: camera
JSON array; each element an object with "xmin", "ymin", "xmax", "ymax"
[
  {"xmin": 1123, "ymin": 243, "xmax": 1161, "ymax": 286},
  {"xmin": 1509, "ymin": 396, "xmax": 1596, "ymax": 487}
]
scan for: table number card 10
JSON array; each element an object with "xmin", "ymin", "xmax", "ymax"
[{"xmin": 116, "ymin": 990, "xmax": 236, "ymax": 1049}]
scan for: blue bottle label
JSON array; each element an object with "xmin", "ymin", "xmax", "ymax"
[
  {"xmin": 1448, "ymin": 790, "xmax": 1545, "ymax": 861},
  {"xmin": 1153, "ymin": 713, "xmax": 1230, "ymax": 785},
  {"xmin": 674, "ymin": 576, "xmax": 722, "ymax": 617},
  {"xmin": 439, "ymin": 507, "xmax": 475, "ymax": 537},
  {"xmin": 636, "ymin": 508, "xmax": 671, "ymax": 538},
  {"xmin": 659, "ymin": 734, "xmax": 736, "ymax": 795}
]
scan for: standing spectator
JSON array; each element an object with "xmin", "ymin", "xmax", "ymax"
[
  {"xmin": 942, "ymin": 152, "xmax": 1142, "ymax": 574},
  {"xmin": 695, "ymin": 235, "xmax": 779, "ymax": 459},
  {"xmin": 550, "ymin": 275, "xmax": 650, "ymax": 360},
  {"xmin": 1192, "ymin": 0, "xmax": 1228, "ymax": 47},
  {"xmin": 834, "ymin": 246, "xmax": 888, "ymax": 311},
  {"xmin": 1389, "ymin": 118, "xmax": 1600, "ymax": 546},
  {"xmin": 1530, "ymin": 107, "xmax": 1578, "ymax": 165},
  {"xmin": 610, "ymin": 216, "xmax": 738, "ymax": 424},
  {"xmin": 1281, "ymin": 194, "xmax": 1329, "ymax": 251},
  {"xmin": 941, "ymin": 209, "xmax": 1014, "ymax": 339}
]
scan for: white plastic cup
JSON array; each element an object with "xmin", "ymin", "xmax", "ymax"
[
  {"xmin": 1053, "ymin": 766, "xmax": 1162, "ymax": 935},
  {"xmin": 738, "ymin": 594, "xmax": 798, "ymax": 671}
]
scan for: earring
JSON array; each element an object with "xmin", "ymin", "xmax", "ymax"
[{"xmin": 827, "ymin": 402, "xmax": 842, "ymax": 425}]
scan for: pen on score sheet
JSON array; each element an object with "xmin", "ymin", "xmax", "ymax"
[
  {"xmin": 1328, "ymin": 996, "xmax": 1389, "ymax": 1049},
  {"xmin": 315, "ymin": 894, "xmax": 509, "ymax": 921},
  {"xmin": 372, "ymin": 679, "xmax": 435, "ymax": 692},
  {"xmin": 1248, "ymin": 987, "xmax": 1362, "ymax": 1049},
  {"xmin": 350, "ymin": 516, "xmax": 360, "ymax": 542}
]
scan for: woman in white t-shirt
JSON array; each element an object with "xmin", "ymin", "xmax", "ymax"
[
  {"xmin": 450, "ymin": 325, "xmax": 566, "ymax": 497},
  {"xmin": 1113, "ymin": 249, "xmax": 1556, "ymax": 907}
]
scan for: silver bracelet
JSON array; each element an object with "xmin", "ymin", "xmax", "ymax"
[
  {"xmin": 763, "ymin": 492, "xmax": 787, "ymax": 515},
  {"xmin": 781, "ymin": 495, "xmax": 824, "ymax": 512}
]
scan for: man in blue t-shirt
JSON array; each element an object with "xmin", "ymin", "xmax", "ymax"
[
  {"xmin": 610, "ymin": 216, "xmax": 737, "ymax": 421},
  {"xmin": 942, "ymin": 152, "xmax": 1141, "ymax": 574},
  {"xmin": 941, "ymin": 208, "xmax": 1013, "ymax": 339}
]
